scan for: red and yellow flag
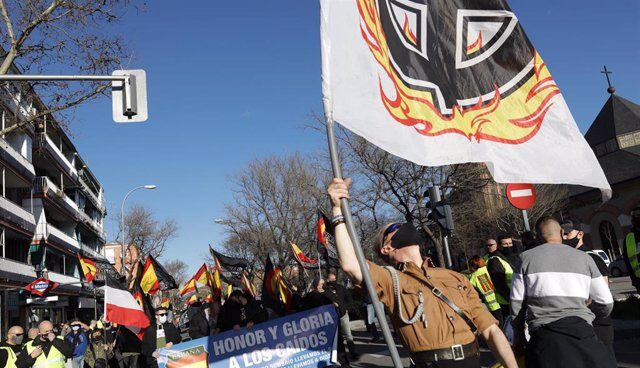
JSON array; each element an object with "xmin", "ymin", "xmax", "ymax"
[
  {"xmin": 241, "ymin": 273, "xmax": 256, "ymax": 298},
  {"xmin": 161, "ymin": 297, "xmax": 171, "ymax": 308},
  {"xmin": 140, "ymin": 257, "xmax": 160, "ymax": 295},
  {"xmin": 180, "ymin": 278, "xmax": 197, "ymax": 297},
  {"xmin": 186, "ymin": 294, "xmax": 199, "ymax": 305},
  {"xmin": 290, "ymin": 241, "xmax": 318, "ymax": 265},
  {"xmin": 211, "ymin": 258, "xmax": 223, "ymax": 298},
  {"xmin": 180, "ymin": 264, "xmax": 211, "ymax": 297},
  {"xmin": 77, "ymin": 254, "xmax": 97, "ymax": 283}
]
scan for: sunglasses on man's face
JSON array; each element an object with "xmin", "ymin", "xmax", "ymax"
[
  {"xmin": 12, "ymin": 333, "xmax": 23, "ymax": 337},
  {"xmin": 156, "ymin": 313, "xmax": 167, "ymax": 317},
  {"xmin": 383, "ymin": 223, "xmax": 402, "ymax": 239}
]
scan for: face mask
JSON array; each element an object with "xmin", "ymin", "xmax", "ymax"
[
  {"xmin": 563, "ymin": 237, "xmax": 580, "ymax": 248},
  {"xmin": 501, "ymin": 247, "xmax": 513, "ymax": 256},
  {"xmin": 13, "ymin": 335, "xmax": 24, "ymax": 345},
  {"xmin": 72, "ymin": 326, "xmax": 80, "ymax": 332},
  {"xmin": 158, "ymin": 316, "xmax": 167, "ymax": 324}
]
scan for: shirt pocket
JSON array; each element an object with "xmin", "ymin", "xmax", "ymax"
[{"xmin": 399, "ymin": 283, "xmax": 424, "ymax": 323}]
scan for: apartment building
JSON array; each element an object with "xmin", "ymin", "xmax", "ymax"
[{"xmin": 0, "ymin": 78, "xmax": 108, "ymax": 334}]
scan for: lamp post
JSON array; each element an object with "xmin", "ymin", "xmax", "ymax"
[{"xmin": 121, "ymin": 185, "xmax": 156, "ymax": 277}]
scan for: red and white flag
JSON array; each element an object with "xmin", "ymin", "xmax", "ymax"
[
  {"xmin": 104, "ymin": 274, "xmax": 149, "ymax": 329},
  {"xmin": 320, "ymin": 0, "xmax": 610, "ymax": 197}
]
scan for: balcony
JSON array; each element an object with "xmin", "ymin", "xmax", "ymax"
[
  {"xmin": 78, "ymin": 177, "xmax": 105, "ymax": 213},
  {"xmin": 33, "ymin": 176, "xmax": 79, "ymax": 218},
  {"xmin": 0, "ymin": 137, "xmax": 35, "ymax": 183},
  {"xmin": 47, "ymin": 224, "xmax": 80, "ymax": 251},
  {"xmin": 0, "ymin": 257, "xmax": 80, "ymax": 287},
  {"xmin": 33, "ymin": 177, "xmax": 106, "ymax": 241},
  {"xmin": 34, "ymin": 133, "xmax": 78, "ymax": 182},
  {"xmin": 77, "ymin": 210, "xmax": 107, "ymax": 242},
  {"xmin": 0, "ymin": 195, "xmax": 36, "ymax": 234},
  {"xmin": 80, "ymin": 244, "xmax": 104, "ymax": 260}
]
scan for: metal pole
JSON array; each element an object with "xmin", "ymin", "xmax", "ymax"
[
  {"xmin": 522, "ymin": 210, "xmax": 531, "ymax": 231},
  {"xmin": 443, "ymin": 235, "xmax": 453, "ymax": 269},
  {"xmin": 121, "ymin": 187, "xmax": 144, "ymax": 279},
  {"xmin": 325, "ymin": 120, "xmax": 403, "ymax": 368},
  {"xmin": 0, "ymin": 75, "xmax": 128, "ymax": 82},
  {"xmin": 93, "ymin": 287, "xmax": 98, "ymax": 320}
]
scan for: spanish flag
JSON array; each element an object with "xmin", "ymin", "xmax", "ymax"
[
  {"xmin": 241, "ymin": 273, "xmax": 256, "ymax": 299},
  {"xmin": 140, "ymin": 256, "xmax": 160, "ymax": 295},
  {"xmin": 186, "ymin": 294, "xmax": 199, "ymax": 305},
  {"xmin": 180, "ymin": 278, "xmax": 197, "ymax": 297},
  {"xmin": 77, "ymin": 254, "xmax": 97, "ymax": 283},
  {"xmin": 261, "ymin": 256, "xmax": 292, "ymax": 313},
  {"xmin": 180, "ymin": 264, "xmax": 210, "ymax": 297},
  {"xmin": 211, "ymin": 259, "xmax": 222, "ymax": 299},
  {"xmin": 139, "ymin": 255, "xmax": 178, "ymax": 295},
  {"xmin": 290, "ymin": 241, "xmax": 318, "ymax": 265},
  {"xmin": 161, "ymin": 297, "xmax": 171, "ymax": 308}
]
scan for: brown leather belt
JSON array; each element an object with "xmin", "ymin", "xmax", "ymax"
[{"xmin": 411, "ymin": 341, "xmax": 479, "ymax": 362}]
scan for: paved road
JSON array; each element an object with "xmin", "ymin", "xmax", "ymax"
[
  {"xmin": 610, "ymin": 276, "xmax": 638, "ymax": 300},
  {"xmin": 348, "ymin": 318, "xmax": 640, "ymax": 368}
]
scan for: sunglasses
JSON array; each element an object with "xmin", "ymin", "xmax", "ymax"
[
  {"xmin": 383, "ymin": 223, "xmax": 402, "ymax": 239},
  {"xmin": 12, "ymin": 333, "xmax": 24, "ymax": 337},
  {"xmin": 156, "ymin": 313, "xmax": 167, "ymax": 317}
]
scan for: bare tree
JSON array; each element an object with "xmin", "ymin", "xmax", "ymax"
[
  {"xmin": 162, "ymin": 258, "xmax": 188, "ymax": 310},
  {"xmin": 220, "ymin": 154, "xmax": 326, "ymax": 273},
  {"xmin": 0, "ymin": 0, "xmax": 139, "ymax": 136},
  {"xmin": 119, "ymin": 204, "xmax": 178, "ymax": 283},
  {"xmin": 163, "ymin": 259, "xmax": 188, "ymax": 286}
]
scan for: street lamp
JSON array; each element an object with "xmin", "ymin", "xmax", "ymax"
[{"xmin": 121, "ymin": 185, "xmax": 156, "ymax": 277}]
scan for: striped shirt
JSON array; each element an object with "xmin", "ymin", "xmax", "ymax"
[{"xmin": 510, "ymin": 243, "xmax": 614, "ymax": 330}]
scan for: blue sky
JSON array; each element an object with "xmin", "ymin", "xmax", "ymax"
[{"xmin": 67, "ymin": 0, "xmax": 640, "ymax": 275}]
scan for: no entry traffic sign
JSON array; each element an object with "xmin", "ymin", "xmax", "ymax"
[{"xmin": 506, "ymin": 183, "xmax": 537, "ymax": 210}]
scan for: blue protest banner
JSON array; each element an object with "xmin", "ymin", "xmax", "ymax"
[{"xmin": 158, "ymin": 305, "xmax": 338, "ymax": 368}]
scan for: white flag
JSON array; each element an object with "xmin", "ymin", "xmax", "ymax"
[{"xmin": 320, "ymin": 0, "xmax": 610, "ymax": 197}]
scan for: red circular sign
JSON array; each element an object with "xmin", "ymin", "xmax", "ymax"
[{"xmin": 506, "ymin": 183, "xmax": 537, "ymax": 210}]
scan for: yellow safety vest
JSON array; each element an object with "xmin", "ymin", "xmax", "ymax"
[
  {"xmin": 626, "ymin": 232, "xmax": 640, "ymax": 279},
  {"xmin": 25, "ymin": 338, "xmax": 65, "ymax": 368},
  {"xmin": 489, "ymin": 255, "xmax": 513, "ymax": 305},
  {"xmin": 0, "ymin": 346, "xmax": 17, "ymax": 368},
  {"xmin": 468, "ymin": 266, "xmax": 501, "ymax": 312}
]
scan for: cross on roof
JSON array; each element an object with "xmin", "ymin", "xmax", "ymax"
[{"xmin": 600, "ymin": 65, "xmax": 616, "ymax": 94}]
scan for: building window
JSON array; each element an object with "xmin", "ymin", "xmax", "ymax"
[{"xmin": 598, "ymin": 221, "xmax": 621, "ymax": 260}]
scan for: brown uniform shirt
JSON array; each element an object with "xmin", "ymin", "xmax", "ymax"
[{"xmin": 366, "ymin": 260, "xmax": 497, "ymax": 353}]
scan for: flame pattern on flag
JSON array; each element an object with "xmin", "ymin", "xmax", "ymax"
[{"xmin": 356, "ymin": 0, "xmax": 560, "ymax": 144}]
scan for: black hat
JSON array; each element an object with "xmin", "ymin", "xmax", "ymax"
[{"xmin": 560, "ymin": 218, "xmax": 579, "ymax": 233}]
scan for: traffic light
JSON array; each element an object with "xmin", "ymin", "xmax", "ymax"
[
  {"xmin": 427, "ymin": 186, "xmax": 454, "ymax": 235},
  {"xmin": 429, "ymin": 202, "xmax": 454, "ymax": 234}
]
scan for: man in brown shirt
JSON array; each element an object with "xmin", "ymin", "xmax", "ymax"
[{"xmin": 328, "ymin": 178, "xmax": 518, "ymax": 368}]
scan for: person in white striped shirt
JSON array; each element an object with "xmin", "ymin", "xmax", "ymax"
[{"xmin": 510, "ymin": 216, "xmax": 615, "ymax": 368}]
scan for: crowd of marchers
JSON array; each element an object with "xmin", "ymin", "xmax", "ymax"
[
  {"xmin": 0, "ymin": 270, "xmax": 365, "ymax": 368},
  {"xmin": 2, "ymin": 179, "xmax": 638, "ymax": 368}
]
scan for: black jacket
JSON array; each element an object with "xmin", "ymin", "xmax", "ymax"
[
  {"xmin": 324, "ymin": 281, "xmax": 350, "ymax": 317},
  {"xmin": 301, "ymin": 291, "xmax": 333, "ymax": 311},
  {"xmin": 188, "ymin": 310, "xmax": 210, "ymax": 340},
  {"xmin": 16, "ymin": 336, "xmax": 74, "ymax": 368},
  {"xmin": 141, "ymin": 323, "xmax": 181, "ymax": 368},
  {"xmin": 115, "ymin": 326, "xmax": 141, "ymax": 354},
  {"xmin": 0, "ymin": 341, "xmax": 23, "ymax": 367},
  {"xmin": 217, "ymin": 300, "xmax": 268, "ymax": 332},
  {"xmin": 487, "ymin": 251, "xmax": 514, "ymax": 302}
]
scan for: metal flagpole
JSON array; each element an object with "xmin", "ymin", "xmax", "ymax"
[
  {"xmin": 325, "ymin": 120, "xmax": 403, "ymax": 368},
  {"xmin": 317, "ymin": 251, "xmax": 322, "ymax": 280}
]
